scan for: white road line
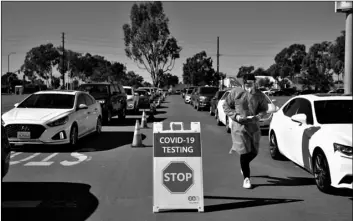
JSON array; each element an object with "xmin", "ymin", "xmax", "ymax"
[
  {"xmin": 10, "ymin": 152, "xmax": 22, "ymax": 158},
  {"xmin": 60, "ymin": 152, "xmax": 88, "ymax": 166},
  {"xmin": 10, "ymin": 153, "xmax": 41, "ymax": 165},
  {"xmin": 24, "ymin": 153, "xmax": 59, "ymax": 166}
]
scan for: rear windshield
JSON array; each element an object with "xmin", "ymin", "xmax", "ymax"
[
  {"xmin": 314, "ymin": 100, "xmax": 352, "ymax": 124},
  {"xmin": 78, "ymin": 85, "xmax": 109, "ymax": 99},
  {"xmin": 124, "ymin": 88, "xmax": 132, "ymax": 95},
  {"xmin": 199, "ymin": 87, "xmax": 218, "ymax": 94}
]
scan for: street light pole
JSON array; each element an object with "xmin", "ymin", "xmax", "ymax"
[{"xmin": 7, "ymin": 52, "xmax": 16, "ymax": 93}]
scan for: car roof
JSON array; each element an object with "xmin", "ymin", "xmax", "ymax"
[
  {"xmin": 35, "ymin": 90, "xmax": 79, "ymax": 95},
  {"xmin": 294, "ymin": 94, "xmax": 352, "ymax": 101}
]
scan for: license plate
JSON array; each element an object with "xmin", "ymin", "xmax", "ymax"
[{"xmin": 17, "ymin": 131, "xmax": 30, "ymax": 139}]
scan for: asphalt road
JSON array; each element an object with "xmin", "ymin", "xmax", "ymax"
[{"xmin": 1, "ymin": 94, "xmax": 352, "ymax": 221}]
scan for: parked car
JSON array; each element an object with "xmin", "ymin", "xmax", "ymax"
[
  {"xmin": 269, "ymin": 94, "xmax": 352, "ymax": 192},
  {"xmin": 192, "ymin": 86, "xmax": 219, "ymax": 111},
  {"xmin": 138, "ymin": 87, "xmax": 155, "ymax": 96},
  {"xmin": 209, "ymin": 90, "xmax": 228, "ymax": 116},
  {"xmin": 2, "ymin": 90, "xmax": 102, "ymax": 147},
  {"xmin": 328, "ymin": 88, "xmax": 344, "ymax": 94},
  {"xmin": 2, "ymin": 117, "xmax": 11, "ymax": 180},
  {"xmin": 190, "ymin": 87, "xmax": 198, "ymax": 105},
  {"xmin": 184, "ymin": 88, "xmax": 194, "ymax": 104},
  {"xmin": 216, "ymin": 90, "xmax": 278, "ymax": 133},
  {"xmin": 123, "ymin": 86, "xmax": 139, "ymax": 114},
  {"xmin": 134, "ymin": 89, "xmax": 151, "ymax": 110},
  {"xmin": 79, "ymin": 83, "xmax": 127, "ymax": 124}
]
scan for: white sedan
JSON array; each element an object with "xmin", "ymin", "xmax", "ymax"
[
  {"xmin": 216, "ymin": 90, "xmax": 278, "ymax": 133},
  {"xmin": 2, "ymin": 90, "xmax": 102, "ymax": 147},
  {"xmin": 269, "ymin": 94, "xmax": 352, "ymax": 192}
]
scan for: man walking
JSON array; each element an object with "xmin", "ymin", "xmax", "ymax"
[{"xmin": 223, "ymin": 74, "xmax": 269, "ymax": 189}]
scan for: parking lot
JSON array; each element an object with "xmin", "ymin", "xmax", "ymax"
[{"xmin": 1, "ymin": 93, "xmax": 352, "ymax": 221}]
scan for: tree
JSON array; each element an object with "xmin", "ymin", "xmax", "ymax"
[
  {"xmin": 301, "ymin": 41, "xmax": 334, "ymax": 91},
  {"xmin": 122, "ymin": 71, "xmax": 144, "ymax": 88},
  {"xmin": 123, "ymin": 1, "xmax": 182, "ymax": 87},
  {"xmin": 160, "ymin": 72, "xmax": 179, "ymax": 88},
  {"xmin": 182, "ymin": 51, "xmax": 216, "ymax": 86},
  {"xmin": 257, "ymin": 77, "xmax": 273, "ymax": 88},
  {"xmin": 253, "ymin": 67, "xmax": 268, "ymax": 76},
  {"xmin": 278, "ymin": 78, "xmax": 291, "ymax": 89},
  {"xmin": 329, "ymin": 31, "xmax": 345, "ymax": 83},
  {"xmin": 21, "ymin": 43, "xmax": 59, "ymax": 86},
  {"xmin": 266, "ymin": 63, "xmax": 280, "ymax": 79},
  {"xmin": 142, "ymin": 81, "xmax": 152, "ymax": 87},
  {"xmin": 236, "ymin": 66, "xmax": 254, "ymax": 78},
  {"xmin": 51, "ymin": 76, "xmax": 61, "ymax": 89}
]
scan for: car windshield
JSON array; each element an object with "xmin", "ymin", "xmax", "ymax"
[
  {"xmin": 79, "ymin": 85, "xmax": 109, "ymax": 99},
  {"xmin": 124, "ymin": 88, "xmax": 132, "ymax": 95},
  {"xmin": 186, "ymin": 89, "xmax": 193, "ymax": 94},
  {"xmin": 199, "ymin": 87, "xmax": 218, "ymax": 94},
  {"xmin": 17, "ymin": 93, "xmax": 75, "ymax": 109},
  {"xmin": 136, "ymin": 90, "xmax": 147, "ymax": 96},
  {"xmin": 314, "ymin": 100, "xmax": 353, "ymax": 124}
]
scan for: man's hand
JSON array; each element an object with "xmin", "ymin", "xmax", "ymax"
[{"xmin": 236, "ymin": 115, "xmax": 245, "ymax": 122}]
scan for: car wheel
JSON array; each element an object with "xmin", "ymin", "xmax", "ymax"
[
  {"xmin": 104, "ymin": 109, "xmax": 112, "ymax": 125},
  {"xmin": 95, "ymin": 117, "xmax": 102, "ymax": 135},
  {"xmin": 226, "ymin": 117, "xmax": 231, "ymax": 133},
  {"xmin": 216, "ymin": 111, "xmax": 222, "ymax": 126},
  {"xmin": 69, "ymin": 124, "xmax": 78, "ymax": 147},
  {"xmin": 269, "ymin": 132, "xmax": 283, "ymax": 160},
  {"xmin": 313, "ymin": 151, "xmax": 332, "ymax": 193},
  {"xmin": 118, "ymin": 108, "xmax": 126, "ymax": 120},
  {"xmin": 214, "ymin": 109, "xmax": 218, "ymax": 119}
]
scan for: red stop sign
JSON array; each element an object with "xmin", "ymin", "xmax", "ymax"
[{"xmin": 162, "ymin": 162, "xmax": 194, "ymax": 193}]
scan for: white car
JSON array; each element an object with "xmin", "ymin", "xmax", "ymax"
[
  {"xmin": 216, "ymin": 90, "xmax": 278, "ymax": 133},
  {"xmin": 269, "ymin": 94, "xmax": 352, "ymax": 192},
  {"xmin": 2, "ymin": 90, "xmax": 102, "ymax": 146},
  {"xmin": 123, "ymin": 86, "xmax": 139, "ymax": 113},
  {"xmin": 184, "ymin": 89, "xmax": 193, "ymax": 104}
]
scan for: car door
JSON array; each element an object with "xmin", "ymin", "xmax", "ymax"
[
  {"xmin": 277, "ymin": 98, "xmax": 302, "ymax": 159},
  {"xmin": 83, "ymin": 94, "xmax": 98, "ymax": 132},
  {"xmin": 75, "ymin": 94, "xmax": 89, "ymax": 136},
  {"xmin": 290, "ymin": 98, "xmax": 317, "ymax": 169}
]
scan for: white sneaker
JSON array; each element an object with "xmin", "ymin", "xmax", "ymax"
[{"xmin": 243, "ymin": 178, "xmax": 252, "ymax": 189}]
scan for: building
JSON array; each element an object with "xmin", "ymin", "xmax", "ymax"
[{"xmin": 219, "ymin": 77, "xmax": 242, "ymax": 89}]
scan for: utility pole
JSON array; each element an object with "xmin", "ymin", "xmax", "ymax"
[
  {"xmin": 62, "ymin": 32, "xmax": 65, "ymax": 88},
  {"xmin": 217, "ymin": 36, "xmax": 221, "ymax": 89}
]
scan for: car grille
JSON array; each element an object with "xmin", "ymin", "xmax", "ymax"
[{"xmin": 5, "ymin": 124, "xmax": 46, "ymax": 139}]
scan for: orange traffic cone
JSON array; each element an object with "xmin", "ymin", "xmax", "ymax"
[
  {"xmin": 141, "ymin": 110, "xmax": 148, "ymax": 128},
  {"xmin": 132, "ymin": 120, "xmax": 143, "ymax": 147}
]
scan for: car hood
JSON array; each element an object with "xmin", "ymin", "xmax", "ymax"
[
  {"xmin": 320, "ymin": 124, "xmax": 352, "ymax": 146},
  {"xmin": 2, "ymin": 108, "xmax": 72, "ymax": 124}
]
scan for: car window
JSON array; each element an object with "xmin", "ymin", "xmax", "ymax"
[
  {"xmin": 221, "ymin": 92, "xmax": 229, "ymax": 100},
  {"xmin": 283, "ymin": 98, "xmax": 301, "ymax": 117},
  {"xmin": 296, "ymin": 98, "xmax": 314, "ymax": 125},
  {"xmin": 77, "ymin": 94, "xmax": 86, "ymax": 107},
  {"xmin": 118, "ymin": 85, "xmax": 125, "ymax": 94},
  {"xmin": 314, "ymin": 100, "xmax": 352, "ymax": 124},
  {"xmin": 124, "ymin": 88, "xmax": 132, "ymax": 95},
  {"xmin": 83, "ymin": 94, "xmax": 94, "ymax": 106},
  {"xmin": 111, "ymin": 85, "xmax": 118, "ymax": 93}
]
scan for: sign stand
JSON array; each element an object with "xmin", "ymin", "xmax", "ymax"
[{"xmin": 153, "ymin": 122, "xmax": 204, "ymax": 213}]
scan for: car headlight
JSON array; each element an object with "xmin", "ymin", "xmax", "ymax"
[
  {"xmin": 47, "ymin": 116, "xmax": 69, "ymax": 127},
  {"xmin": 334, "ymin": 143, "xmax": 352, "ymax": 156},
  {"xmin": 199, "ymin": 96, "xmax": 207, "ymax": 101}
]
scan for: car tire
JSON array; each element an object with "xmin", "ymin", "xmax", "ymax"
[
  {"xmin": 313, "ymin": 150, "xmax": 332, "ymax": 193},
  {"xmin": 103, "ymin": 109, "xmax": 112, "ymax": 125},
  {"xmin": 118, "ymin": 108, "xmax": 126, "ymax": 120},
  {"xmin": 69, "ymin": 124, "xmax": 78, "ymax": 147},
  {"xmin": 95, "ymin": 117, "xmax": 102, "ymax": 135},
  {"xmin": 269, "ymin": 132, "xmax": 283, "ymax": 160},
  {"xmin": 226, "ymin": 117, "xmax": 231, "ymax": 133},
  {"xmin": 216, "ymin": 111, "xmax": 222, "ymax": 126}
]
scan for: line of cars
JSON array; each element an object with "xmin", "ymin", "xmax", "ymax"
[
  {"xmin": 183, "ymin": 86, "xmax": 279, "ymax": 132},
  {"xmin": 1, "ymin": 82, "xmax": 166, "ymax": 179},
  {"xmin": 183, "ymin": 86, "xmax": 352, "ymax": 193}
]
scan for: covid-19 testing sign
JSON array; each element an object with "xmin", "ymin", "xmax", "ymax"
[{"xmin": 153, "ymin": 122, "xmax": 204, "ymax": 213}]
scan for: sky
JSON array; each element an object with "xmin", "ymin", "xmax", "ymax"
[{"xmin": 1, "ymin": 1, "xmax": 347, "ymax": 83}]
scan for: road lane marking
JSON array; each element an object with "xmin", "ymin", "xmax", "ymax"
[
  {"xmin": 10, "ymin": 152, "xmax": 22, "ymax": 158},
  {"xmin": 24, "ymin": 153, "xmax": 59, "ymax": 166},
  {"xmin": 10, "ymin": 153, "xmax": 41, "ymax": 165},
  {"xmin": 60, "ymin": 153, "xmax": 88, "ymax": 166}
]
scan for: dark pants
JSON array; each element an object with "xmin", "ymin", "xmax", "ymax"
[{"xmin": 240, "ymin": 151, "xmax": 257, "ymax": 179}]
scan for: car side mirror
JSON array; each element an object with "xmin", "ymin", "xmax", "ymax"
[
  {"xmin": 78, "ymin": 104, "xmax": 88, "ymax": 110},
  {"xmin": 271, "ymin": 99, "xmax": 277, "ymax": 103},
  {"xmin": 14, "ymin": 103, "xmax": 19, "ymax": 107},
  {"xmin": 291, "ymin": 113, "xmax": 307, "ymax": 125}
]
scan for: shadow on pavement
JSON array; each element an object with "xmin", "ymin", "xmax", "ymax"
[
  {"xmin": 203, "ymin": 195, "xmax": 302, "ymax": 213},
  {"xmin": 1, "ymin": 182, "xmax": 98, "ymax": 221},
  {"xmin": 157, "ymin": 106, "xmax": 168, "ymax": 109},
  {"xmin": 155, "ymin": 110, "xmax": 167, "ymax": 115},
  {"xmin": 328, "ymin": 188, "xmax": 353, "ymax": 197},
  {"xmin": 251, "ymin": 175, "xmax": 316, "ymax": 188},
  {"xmin": 11, "ymin": 131, "xmax": 137, "ymax": 153},
  {"xmin": 109, "ymin": 117, "xmax": 167, "ymax": 127},
  {"xmin": 261, "ymin": 129, "xmax": 269, "ymax": 136}
]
